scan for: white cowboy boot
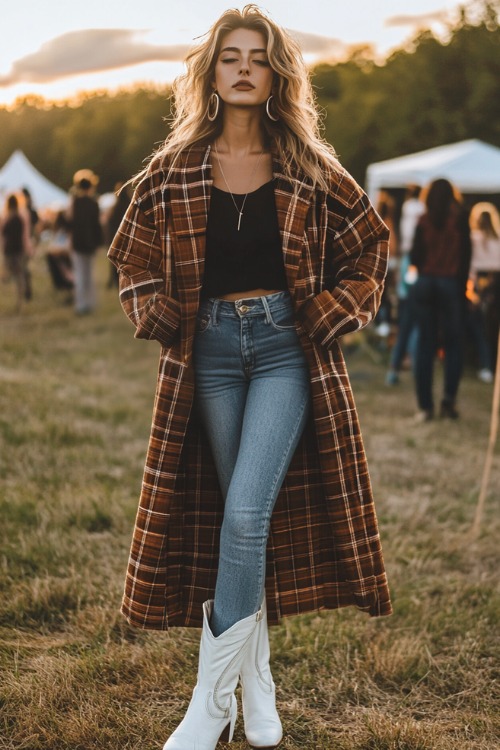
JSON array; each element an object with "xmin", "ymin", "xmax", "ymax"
[
  {"xmin": 240, "ymin": 599, "xmax": 283, "ymax": 749},
  {"xmin": 164, "ymin": 600, "xmax": 261, "ymax": 750}
]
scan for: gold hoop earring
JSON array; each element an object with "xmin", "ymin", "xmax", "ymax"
[
  {"xmin": 266, "ymin": 95, "xmax": 279, "ymax": 122},
  {"xmin": 207, "ymin": 91, "xmax": 220, "ymax": 122}
]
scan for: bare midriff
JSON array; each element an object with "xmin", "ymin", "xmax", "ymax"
[{"xmin": 217, "ymin": 288, "xmax": 283, "ymax": 301}]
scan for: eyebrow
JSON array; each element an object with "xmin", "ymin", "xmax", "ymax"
[{"xmin": 220, "ymin": 47, "xmax": 267, "ymax": 54}]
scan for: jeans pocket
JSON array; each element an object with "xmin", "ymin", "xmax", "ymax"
[{"xmin": 267, "ymin": 305, "xmax": 297, "ymax": 332}]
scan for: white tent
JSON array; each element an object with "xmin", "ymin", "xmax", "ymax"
[
  {"xmin": 0, "ymin": 150, "xmax": 68, "ymax": 210},
  {"xmin": 366, "ymin": 139, "xmax": 500, "ymax": 202}
]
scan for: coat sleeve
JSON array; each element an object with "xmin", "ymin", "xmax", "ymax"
[
  {"xmin": 298, "ymin": 180, "xmax": 389, "ymax": 347},
  {"xmin": 107, "ymin": 184, "xmax": 180, "ymax": 347}
]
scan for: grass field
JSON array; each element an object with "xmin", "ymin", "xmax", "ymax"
[{"xmin": 1, "ymin": 251, "xmax": 499, "ymax": 750}]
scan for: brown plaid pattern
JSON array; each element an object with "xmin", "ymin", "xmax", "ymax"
[{"xmin": 108, "ymin": 145, "xmax": 392, "ymax": 630}]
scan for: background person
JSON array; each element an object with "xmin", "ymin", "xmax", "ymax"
[
  {"xmin": 386, "ymin": 184, "xmax": 424, "ymax": 385},
  {"xmin": 374, "ymin": 190, "xmax": 397, "ymax": 340},
  {"xmin": 44, "ymin": 210, "xmax": 74, "ymax": 301},
  {"xmin": 68, "ymin": 169, "xmax": 103, "ymax": 315},
  {"xmin": 21, "ymin": 186, "xmax": 39, "ymax": 300},
  {"xmin": 1, "ymin": 193, "xmax": 33, "ymax": 312},
  {"xmin": 109, "ymin": 6, "xmax": 391, "ymax": 750},
  {"xmin": 410, "ymin": 178, "xmax": 471, "ymax": 421},
  {"xmin": 468, "ymin": 202, "xmax": 500, "ymax": 379}
]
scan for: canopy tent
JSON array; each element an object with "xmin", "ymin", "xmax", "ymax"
[
  {"xmin": 366, "ymin": 139, "xmax": 500, "ymax": 202},
  {"xmin": 0, "ymin": 150, "xmax": 68, "ymax": 210}
]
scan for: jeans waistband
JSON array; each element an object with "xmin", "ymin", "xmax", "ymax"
[{"xmin": 199, "ymin": 291, "xmax": 292, "ymax": 321}]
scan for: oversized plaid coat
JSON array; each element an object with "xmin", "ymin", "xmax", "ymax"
[{"xmin": 108, "ymin": 144, "xmax": 392, "ymax": 630}]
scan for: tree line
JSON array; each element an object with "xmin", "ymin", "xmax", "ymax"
[{"xmin": 0, "ymin": 0, "xmax": 498, "ymax": 193}]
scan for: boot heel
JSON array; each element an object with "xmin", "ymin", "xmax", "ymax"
[
  {"xmin": 219, "ymin": 700, "xmax": 237, "ymax": 743},
  {"xmin": 218, "ymin": 722, "xmax": 231, "ymax": 742}
]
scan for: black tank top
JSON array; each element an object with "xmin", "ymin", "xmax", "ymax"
[{"xmin": 202, "ymin": 180, "xmax": 288, "ymax": 297}]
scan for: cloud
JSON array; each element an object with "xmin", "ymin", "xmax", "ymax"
[
  {"xmin": 385, "ymin": 11, "xmax": 449, "ymax": 29},
  {"xmin": 0, "ymin": 29, "xmax": 190, "ymax": 87},
  {"xmin": 0, "ymin": 26, "xmax": 345, "ymax": 88},
  {"xmin": 287, "ymin": 29, "xmax": 347, "ymax": 59}
]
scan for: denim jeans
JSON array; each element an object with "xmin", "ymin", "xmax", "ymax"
[
  {"xmin": 72, "ymin": 251, "xmax": 96, "ymax": 314},
  {"xmin": 193, "ymin": 292, "xmax": 311, "ymax": 636},
  {"xmin": 413, "ymin": 275, "xmax": 463, "ymax": 411}
]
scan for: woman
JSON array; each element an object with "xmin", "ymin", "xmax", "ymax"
[
  {"xmin": 108, "ymin": 6, "xmax": 391, "ymax": 749},
  {"xmin": 410, "ymin": 178, "xmax": 471, "ymax": 421},
  {"xmin": 468, "ymin": 203, "xmax": 500, "ymax": 379},
  {"xmin": 1, "ymin": 193, "xmax": 32, "ymax": 312},
  {"xmin": 385, "ymin": 185, "xmax": 424, "ymax": 385},
  {"xmin": 374, "ymin": 190, "xmax": 397, "ymax": 338},
  {"xmin": 69, "ymin": 169, "xmax": 103, "ymax": 315}
]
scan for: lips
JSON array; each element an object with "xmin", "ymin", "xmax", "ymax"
[{"xmin": 233, "ymin": 81, "xmax": 255, "ymax": 90}]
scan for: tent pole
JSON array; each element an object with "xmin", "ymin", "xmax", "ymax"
[{"xmin": 471, "ymin": 326, "xmax": 500, "ymax": 539}]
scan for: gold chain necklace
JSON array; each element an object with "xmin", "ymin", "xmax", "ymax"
[{"xmin": 213, "ymin": 142, "xmax": 265, "ymax": 231}]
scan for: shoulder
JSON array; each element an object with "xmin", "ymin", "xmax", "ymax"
[
  {"xmin": 132, "ymin": 157, "xmax": 168, "ymax": 216},
  {"xmin": 319, "ymin": 162, "xmax": 379, "ymax": 231},
  {"xmin": 134, "ymin": 145, "xmax": 209, "ymax": 212},
  {"xmin": 318, "ymin": 160, "xmax": 368, "ymax": 215}
]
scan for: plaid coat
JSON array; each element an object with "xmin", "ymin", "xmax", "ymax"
[{"xmin": 108, "ymin": 144, "xmax": 392, "ymax": 630}]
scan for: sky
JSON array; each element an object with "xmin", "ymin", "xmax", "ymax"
[{"xmin": 1, "ymin": 0, "xmax": 466, "ymax": 106}]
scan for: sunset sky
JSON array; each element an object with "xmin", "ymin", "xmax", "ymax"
[{"xmin": 1, "ymin": 0, "xmax": 466, "ymax": 106}]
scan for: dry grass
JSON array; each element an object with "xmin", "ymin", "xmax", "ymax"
[{"xmin": 0, "ymin": 252, "xmax": 499, "ymax": 749}]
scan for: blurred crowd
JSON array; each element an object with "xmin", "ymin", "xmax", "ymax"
[
  {"xmin": 1, "ymin": 171, "xmax": 499, "ymax": 420},
  {"xmin": 377, "ymin": 180, "xmax": 500, "ymax": 420},
  {"xmin": 0, "ymin": 170, "xmax": 130, "ymax": 314}
]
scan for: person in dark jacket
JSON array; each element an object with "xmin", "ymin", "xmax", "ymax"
[
  {"xmin": 410, "ymin": 178, "xmax": 472, "ymax": 420},
  {"xmin": 21, "ymin": 187, "xmax": 39, "ymax": 300},
  {"xmin": 69, "ymin": 169, "xmax": 103, "ymax": 314},
  {"xmin": 1, "ymin": 193, "xmax": 32, "ymax": 312}
]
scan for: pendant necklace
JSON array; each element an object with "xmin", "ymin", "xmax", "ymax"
[{"xmin": 213, "ymin": 142, "xmax": 265, "ymax": 231}]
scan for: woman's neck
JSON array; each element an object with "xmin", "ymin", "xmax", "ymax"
[{"xmin": 216, "ymin": 109, "xmax": 266, "ymax": 156}]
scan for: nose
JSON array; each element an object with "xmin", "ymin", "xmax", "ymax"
[{"xmin": 239, "ymin": 62, "xmax": 250, "ymax": 75}]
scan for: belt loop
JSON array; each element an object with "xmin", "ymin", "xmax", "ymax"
[
  {"xmin": 211, "ymin": 298, "xmax": 220, "ymax": 325},
  {"xmin": 261, "ymin": 294, "xmax": 272, "ymax": 325}
]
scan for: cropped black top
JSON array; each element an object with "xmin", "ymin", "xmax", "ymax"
[{"xmin": 202, "ymin": 179, "xmax": 288, "ymax": 298}]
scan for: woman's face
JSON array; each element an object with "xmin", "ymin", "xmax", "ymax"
[{"xmin": 213, "ymin": 28, "xmax": 274, "ymax": 108}]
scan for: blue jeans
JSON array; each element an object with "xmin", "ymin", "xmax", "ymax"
[
  {"xmin": 193, "ymin": 292, "xmax": 311, "ymax": 636},
  {"xmin": 413, "ymin": 275, "xmax": 463, "ymax": 411},
  {"xmin": 72, "ymin": 251, "xmax": 96, "ymax": 314}
]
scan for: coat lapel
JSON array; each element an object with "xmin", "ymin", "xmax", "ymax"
[
  {"xmin": 272, "ymin": 154, "xmax": 315, "ymax": 296},
  {"xmin": 168, "ymin": 145, "xmax": 212, "ymax": 357},
  {"xmin": 168, "ymin": 144, "xmax": 212, "ymax": 290}
]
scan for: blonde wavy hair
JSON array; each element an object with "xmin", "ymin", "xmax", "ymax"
[
  {"xmin": 469, "ymin": 202, "xmax": 500, "ymax": 238},
  {"xmin": 138, "ymin": 4, "xmax": 338, "ymax": 190}
]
